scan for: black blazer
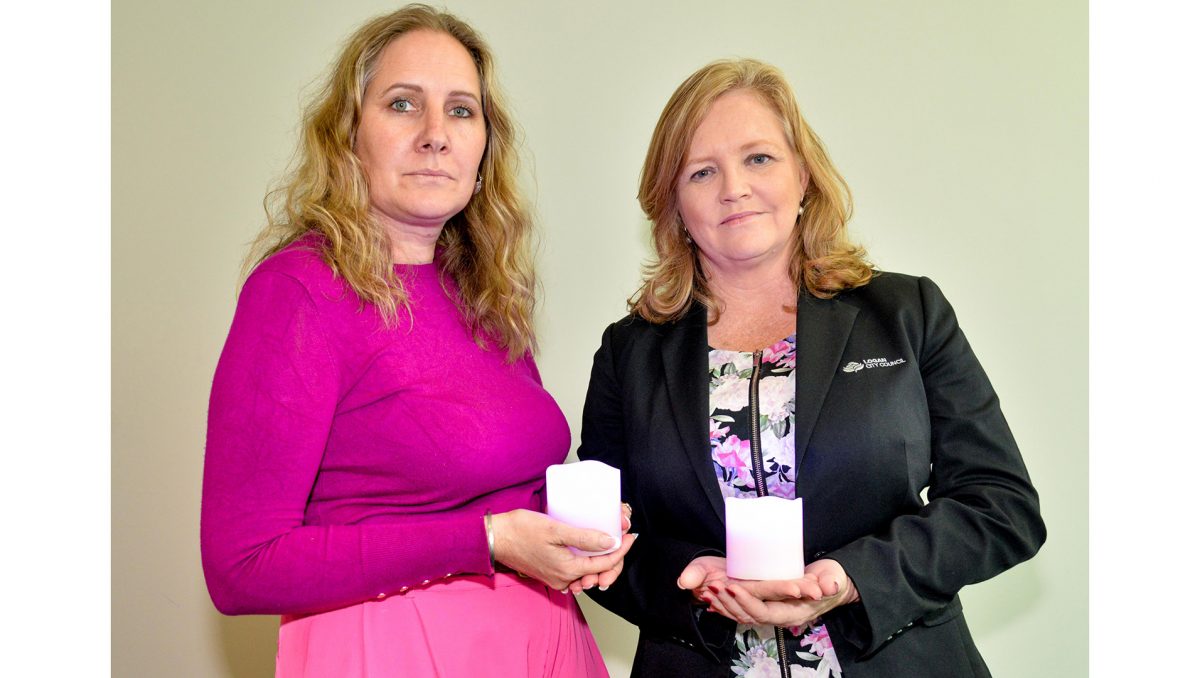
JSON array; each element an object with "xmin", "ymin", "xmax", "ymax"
[{"xmin": 579, "ymin": 272, "xmax": 1045, "ymax": 678}]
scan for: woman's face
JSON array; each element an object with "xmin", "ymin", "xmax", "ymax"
[
  {"xmin": 675, "ymin": 89, "xmax": 808, "ymax": 277},
  {"xmin": 354, "ymin": 30, "xmax": 487, "ymax": 238}
]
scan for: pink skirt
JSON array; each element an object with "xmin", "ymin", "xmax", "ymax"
[{"xmin": 276, "ymin": 573, "xmax": 610, "ymax": 678}]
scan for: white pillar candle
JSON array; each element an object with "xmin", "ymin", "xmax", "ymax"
[
  {"xmin": 546, "ymin": 460, "xmax": 621, "ymax": 555},
  {"xmin": 724, "ymin": 496, "xmax": 805, "ymax": 580}
]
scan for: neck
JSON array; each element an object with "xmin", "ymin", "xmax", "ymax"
[
  {"xmin": 702, "ymin": 254, "xmax": 795, "ymax": 314},
  {"xmin": 391, "ymin": 240, "xmax": 438, "ymax": 265},
  {"xmin": 374, "ymin": 209, "xmax": 444, "ymax": 264}
]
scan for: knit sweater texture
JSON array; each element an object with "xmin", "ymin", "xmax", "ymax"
[{"xmin": 201, "ymin": 238, "xmax": 570, "ymax": 615}]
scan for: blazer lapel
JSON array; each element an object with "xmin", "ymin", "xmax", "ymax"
[
  {"xmin": 793, "ymin": 293, "xmax": 859, "ymax": 476},
  {"xmin": 661, "ymin": 304, "xmax": 726, "ymax": 523}
]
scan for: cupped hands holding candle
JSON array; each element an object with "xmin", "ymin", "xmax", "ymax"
[
  {"xmin": 489, "ymin": 509, "xmax": 635, "ymax": 592},
  {"xmin": 489, "ymin": 460, "xmax": 636, "ymax": 593},
  {"xmin": 677, "ymin": 555, "xmax": 860, "ymax": 628},
  {"xmin": 691, "ymin": 495, "xmax": 860, "ymax": 627}
]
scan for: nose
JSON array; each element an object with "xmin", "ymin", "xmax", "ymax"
[
  {"xmin": 417, "ymin": 113, "xmax": 449, "ymax": 154},
  {"xmin": 719, "ymin": 166, "xmax": 750, "ymax": 203}
]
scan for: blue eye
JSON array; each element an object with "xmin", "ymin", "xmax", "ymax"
[
  {"xmin": 449, "ymin": 105, "xmax": 473, "ymax": 118},
  {"xmin": 690, "ymin": 168, "xmax": 714, "ymax": 181},
  {"xmin": 749, "ymin": 154, "xmax": 772, "ymax": 166},
  {"xmin": 390, "ymin": 98, "xmax": 415, "ymax": 112}
]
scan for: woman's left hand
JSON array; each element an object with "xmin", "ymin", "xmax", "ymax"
[
  {"xmin": 568, "ymin": 503, "xmax": 633, "ymax": 594},
  {"xmin": 700, "ymin": 559, "xmax": 860, "ymax": 628}
]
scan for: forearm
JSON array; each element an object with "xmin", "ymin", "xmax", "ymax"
[
  {"xmin": 825, "ymin": 480, "xmax": 1041, "ymax": 643},
  {"xmin": 201, "ymin": 511, "xmax": 490, "ymax": 615}
]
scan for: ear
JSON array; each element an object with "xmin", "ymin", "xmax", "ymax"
[{"xmin": 797, "ymin": 160, "xmax": 811, "ymax": 199}]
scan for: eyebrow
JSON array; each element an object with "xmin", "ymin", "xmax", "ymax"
[
  {"xmin": 683, "ymin": 139, "xmax": 784, "ymax": 167},
  {"xmin": 379, "ymin": 82, "xmax": 482, "ymax": 107}
]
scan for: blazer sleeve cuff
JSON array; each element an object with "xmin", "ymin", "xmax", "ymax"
[
  {"xmin": 588, "ymin": 535, "xmax": 735, "ymax": 665},
  {"xmin": 665, "ymin": 542, "xmax": 736, "ymax": 665},
  {"xmin": 822, "ymin": 546, "xmax": 933, "ymax": 659},
  {"xmin": 822, "ymin": 547, "xmax": 909, "ymax": 659}
]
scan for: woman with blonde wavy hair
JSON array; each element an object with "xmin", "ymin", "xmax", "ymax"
[
  {"xmin": 579, "ymin": 58, "xmax": 1044, "ymax": 677},
  {"xmin": 200, "ymin": 5, "xmax": 630, "ymax": 676}
]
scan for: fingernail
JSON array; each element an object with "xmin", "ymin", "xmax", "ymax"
[{"xmin": 599, "ymin": 585, "xmax": 609, "ymax": 592}]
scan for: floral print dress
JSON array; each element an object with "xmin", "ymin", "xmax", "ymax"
[{"xmin": 709, "ymin": 335, "xmax": 842, "ymax": 678}]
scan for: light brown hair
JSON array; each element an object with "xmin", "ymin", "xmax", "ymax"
[
  {"xmin": 630, "ymin": 58, "xmax": 872, "ymax": 323},
  {"xmin": 247, "ymin": 4, "xmax": 537, "ymax": 360}
]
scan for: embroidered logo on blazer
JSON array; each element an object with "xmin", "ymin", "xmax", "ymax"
[{"xmin": 842, "ymin": 357, "xmax": 906, "ymax": 373}]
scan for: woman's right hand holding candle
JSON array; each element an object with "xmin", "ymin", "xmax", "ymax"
[
  {"xmin": 678, "ymin": 556, "xmax": 859, "ymax": 627},
  {"xmin": 490, "ymin": 509, "xmax": 635, "ymax": 591}
]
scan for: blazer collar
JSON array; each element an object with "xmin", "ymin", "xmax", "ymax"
[
  {"xmin": 658, "ymin": 292, "xmax": 860, "ymax": 519},
  {"xmin": 660, "ymin": 303, "xmax": 727, "ymax": 523},
  {"xmin": 793, "ymin": 292, "xmax": 859, "ymax": 477}
]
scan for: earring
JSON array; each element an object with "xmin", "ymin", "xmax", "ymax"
[
  {"xmin": 474, "ymin": 174, "xmax": 482, "ymax": 195},
  {"xmin": 798, "ymin": 203, "xmax": 806, "ymax": 216},
  {"xmin": 676, "ymin": 214, "xmax": 694, "ymax": 244}
]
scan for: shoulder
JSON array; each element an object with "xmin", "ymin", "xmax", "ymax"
[
  {"xmin": 604, "ymin": 312, "xmax": 659, "ymax": 343},
  {"xmin": 602, "ymin": 305, "xmax": 701, "ymax": 348},
  {"xmin": 833, "ymin": 271, "xmax": 967, "ymax": 362},
  {"xmin": 828, "ymin": 271, "xmax": 962, "ymax": 348},
  {"xmin": 251, "ymin": 236, "xmax": 334, "ymax": 286},
  {"xmin": 245, "ymin": 235, "xmax": 352, "ymax": 306},
  {"xmin": 836, "ymin": 270, "xmax": 919, "ymax": 304},
  {"xmin": 594, "ymin": 314, "xmax": 650, "ymax": 364},
  {"xmin": 833, "ymin": 270, "xmax": 953, "ymax": 316},
  {"xmin": 591, "ymin": 306, "xmax": 706, "ymax": 377}
]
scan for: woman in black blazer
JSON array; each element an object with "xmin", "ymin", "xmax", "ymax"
[{"xmin": 578, "ymin": 59, "xmax": 1045, "ymax": 678}]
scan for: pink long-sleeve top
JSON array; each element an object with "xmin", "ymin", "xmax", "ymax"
[{"xmin": 201, "ymin": 238, "xmax": 570, "ymax": 616}]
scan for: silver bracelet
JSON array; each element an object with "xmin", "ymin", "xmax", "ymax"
[{"xmin": 484, "ymin": 510, "xmax": 496, "ymax": 570}]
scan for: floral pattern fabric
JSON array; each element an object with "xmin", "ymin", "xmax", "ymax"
[{"xmin": 709, "ymin": 336, "xmax": 842, "ymax": 678}]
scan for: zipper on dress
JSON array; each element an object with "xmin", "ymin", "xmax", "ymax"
[
  {"xmin": 747, "ymin": 350, "xmax": 791, "ymax": 678},
  {"xmin": 748, "ymin": 350, "xmax": 767, "ymax": 499},
  {"xmin": 774, "ymin": 625, "xmax": 791, "ymax": 678}
]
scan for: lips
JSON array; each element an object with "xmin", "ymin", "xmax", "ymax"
[
  {"xmin": 720, "ymin": 211, "xmax": 760, "ymax": 225},
  {"xmin": 408, "ymin": 169, "xmax": 453, "ymax": 179}
]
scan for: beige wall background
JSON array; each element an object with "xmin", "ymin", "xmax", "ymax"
[{"xmin": 113, "ymin": 1, "xmax": 1086, "ymax": 675}]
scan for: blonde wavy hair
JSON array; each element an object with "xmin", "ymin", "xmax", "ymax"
[
  {"xmin": 246, "ymin": 4, "xmax": 537, "ymax": 361},
  {"xmin": 630, "ymin": 58, "xmax": 873, "ymax": 323}
]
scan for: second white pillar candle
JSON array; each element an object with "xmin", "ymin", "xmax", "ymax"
[
  {"xmin": 546, "ymin": 460, "xmax": 621, "ymax": 556},
  {"xmin": 724, "ymin": 495, "xmax": 805, "ymax": 580}
]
